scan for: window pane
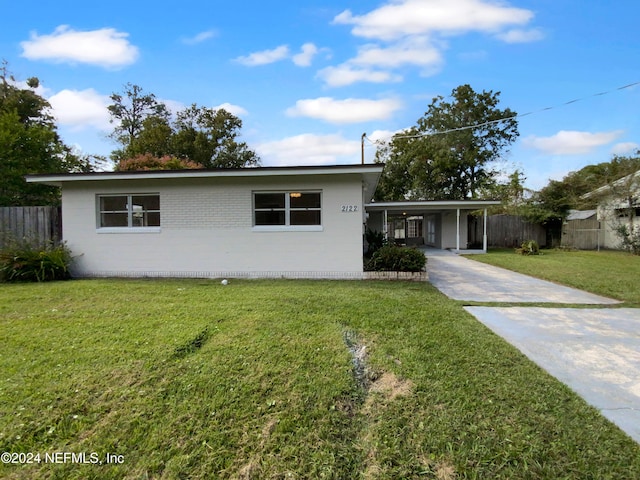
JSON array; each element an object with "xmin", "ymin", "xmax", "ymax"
[
  {"xmin": 255, "ymin": 193, "xmax": 285, "ymax": 209},
  {"xmin": 100, "ymin": 196, "xmax": 127, "ymax": 211},
  {"xmin": 290, "ymin": 192, "xmax": 320, "ymax": 209},
  {"xmin": 132, "ymin": 195, "xmax": 159, "ymax": 210},
  {"xmin": 146, "ymin": 212, "xmax": 161, "ymax": 226},
  {"xmin": 132, "ymin": 211, "xmax": 161, "ymax": 227},
  {"xmin": 290, "ymin": 210, "xmax": 321, "ymax": 225},
  {"xmin": 255, "ymin": 211, "xmax": 285, "ymax": 225},
  {"xmin": 101, "ymin": 213, "xmax": 128, "ymax": 227}
]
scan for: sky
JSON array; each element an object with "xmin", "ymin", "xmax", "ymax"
[{"xmin": 1, "ymin": 0, "xmax": 638, "ymax": 190}]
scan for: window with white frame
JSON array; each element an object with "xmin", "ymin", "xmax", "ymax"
[
  {"xmin": 253, "ymin": 191, "xmax": 321, "ymax": 227},
  {"xmin": 98, "ymin": 194, "xmax": 160, "ymax": 228}
]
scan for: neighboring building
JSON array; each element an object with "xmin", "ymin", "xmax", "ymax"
[
  {"xmin": 582, "ymin": 170, "xmax": 640, "ymax": 250},
  {"xmin": 26, "ymin": 164, "xmax": 500, "ymax": 279}
]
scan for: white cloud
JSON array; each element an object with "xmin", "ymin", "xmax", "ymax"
[
  {"xmin": 496, "ymin": 28, "xmax": 545, "ymax": 43},
  {"xmin": 214, "ymin": 102, "xmax": 248, "ymax": 117},
  {"xmin": 351, "ymin": 37, "xmax": 442, "ymax": 70},
  {"xmin": 292, "ymin": 43, "xmax": 319, "ymax": 67},
  {"xmin": 234, "ymin": 45, "xmax": 290, "ymax": 66},
  {"xmin": 611, "ymin": 142, "xmax": 640, "ymax": 155},
  {"xmin": 324, "ymin": 0, "xmax": 541, "ymax": 88},
  {"xmin": 48, "ymin": 89, "xmax": 111, "ymax": 130},
  {"xmin": 286, "ymin": 97, "xmax": 402, "ymax": 124},
  {"xmin": 182, "ymin": 30, "xmax": 217, "ymax": 45},
  {"xmin": 317, "ymin": 64, "xmax": 402, "ymax": 87},
  {"xmin": 21, "ymin": 25, "xmax": 139, "ymax": 68},
  {"xmin": 368, "ymin": 129, "xmax": 403, "ymax": 143},
  {"xmin": 333, "ymin": 0, "xmax": 535, "ymax": 41},
  {"xmin": 523, "ymin": 130, "xmax": 625, "ymax": 155},
  {"xmin": 257, "ymin": 133, "xmax": 361, "ymax": 166}
]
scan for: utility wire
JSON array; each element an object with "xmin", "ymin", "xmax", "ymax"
[{"xmin": 364, "ymin": 81, "xmax": 640, "ymax": 146}]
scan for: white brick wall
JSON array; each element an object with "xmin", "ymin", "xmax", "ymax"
[
  {"xmin": 162, "ymin": 188, "xmax": 252, "ymax": 229},
  {"xmin": 61, "ymin": 174, "xmax": 367, "ymax": 278}
]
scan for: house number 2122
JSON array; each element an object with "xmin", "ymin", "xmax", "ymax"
[{"xmin": 341, "ymin": 205, "xmax": 358, "ymax": 212}]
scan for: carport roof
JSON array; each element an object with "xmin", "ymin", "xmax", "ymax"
[{"xmin": 365, "ymin": 200, "xmax": 500, "ymax": 212}]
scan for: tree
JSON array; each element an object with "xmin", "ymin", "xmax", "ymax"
[
  {"xmin": 0, "ymin": 63, "xmax": 96, "ymax": 206},
  {"xmin": 375, "ymin": 84, "xmax": 518, "ymax": 200},
  {"xmin": 172, "ymin": 104, "xmax": 259, "ymax": 168},
  {"xmin": 108, "ymin": 85, "xmax": 260, "ymax": 168},
  {"xmin": 107, "ymin": 83, "xmax": 169, "ymax": 162}
]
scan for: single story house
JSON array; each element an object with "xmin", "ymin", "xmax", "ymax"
[
  {"xmin": 581, "ymin": 169, "xmax": 640, "ymax": 250},
  {"xmin": 26, "ymin": 164, "xmax": 498, "ymax": 279}
]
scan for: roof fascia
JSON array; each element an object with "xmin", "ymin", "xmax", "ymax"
[{"xmin": 26, "ymin": 164, "xmax": 384, "ymax": 187}]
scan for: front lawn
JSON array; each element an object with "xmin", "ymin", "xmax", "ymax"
[
  {"xmin": 467, "ymin": 248, "xmax": 640, "ymax": 305},
  {"xmin": 1, "ymin": 279, "xmax": 639, "ymax": 479}
]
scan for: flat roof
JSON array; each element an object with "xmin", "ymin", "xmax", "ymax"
[
  {"xmin": 26, "ymin": 163, "xmax": 383, "ymax": 184},
  {"xmin": 366, "ymin": 200, "xmax": 501, "ymax": 212},
  {"xmin": 26, "ymin": 164, "xmax": 384, "ymax": 202}
]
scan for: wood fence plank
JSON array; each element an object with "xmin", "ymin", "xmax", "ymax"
[{"xmin": 0, "ymin": 206, "xmax": 62, "ymax": 248}]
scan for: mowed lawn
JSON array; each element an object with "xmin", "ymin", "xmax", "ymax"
[
  {"xmin": 1, "ymin": 279, "xmax": 639, "ymax": 479},
  {"xmin": 467, "ymin": 248, "xmax": 640, "ymax": 305}
]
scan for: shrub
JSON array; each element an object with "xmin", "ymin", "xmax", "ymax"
[
  {"xmin": 516, "ymin": 240, "xmax": 540, "ymax": 255},
  {"xmin": 364, "ymin": 228, "xmax": 386, "ymax": 257},
  {"xmin": 365, "ymin": 245, "xmax": 426, "ymax": 272},
  {"xmin": 116, "ymin": 154, "xmax": 204, "ymax": 171},
  {"xmin": 615, "ymin": 224, "xmax": 640, "ymax": 255},
  {"xmin": 0, "ymin": 241, "xmax": 72, "ymax": 282}
]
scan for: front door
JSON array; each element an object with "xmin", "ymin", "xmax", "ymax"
[{"xmin": 425, "ymin": 215, "xmax": 436, "ymax": 246}]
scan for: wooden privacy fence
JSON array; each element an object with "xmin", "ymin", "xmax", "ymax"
[
  {"xmin": 468, "ymin": 214, "xmax": 547, "ymax": 248},
  {"xmin": 561, "ymin": 218, "xmax": 602, "ymax": 250},
  {"xmin": 0, "ymin": 206, "xmax": 62, "ymax": 248}
]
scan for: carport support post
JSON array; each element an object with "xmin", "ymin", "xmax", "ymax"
[
  {"xmin": 456, "ymin": 208, "xmax": 460, "ymax": 252},
  {"xmin": 383, "ymin": 209, "xmax": 388, "ymax": 241},
  {"xmin": 483, "ymin": 208, "xmax": 488, "ymax": 252}
]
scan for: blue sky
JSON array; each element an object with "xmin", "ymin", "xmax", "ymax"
[{"xmin": 1, "ymin": 0, "xmax": 638, "ymax": 190}]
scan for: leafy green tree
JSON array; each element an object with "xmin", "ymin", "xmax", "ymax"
[
  {"xmin": 127, "ymin": 115, "xmax": 174, "ymax": 158},
  {"xmin": 172, "ymin": 104, "xmax": 259, "ymax": 168},
  {"xmin": 108, "ymin": 83, "xmax": 169, "ymax": 162},
  {"xmin": 375, "ymin": 84, "xmax": 518, "ymax": 200},
  {"xmin": 108, "ymin": 85, "xmax": 260, "ymax": 168},
  {"xmin": 0, "ymin": 63, "xmax": 96, "ymax": 206}
]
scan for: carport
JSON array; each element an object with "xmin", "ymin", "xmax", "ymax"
[{"xmin": 365, "ymin": 200, "xmax": 500, "ymax": 252}]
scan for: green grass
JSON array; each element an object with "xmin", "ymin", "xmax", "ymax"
[
  {"xmin": 466, "ymin": 248, "xmax": 640, "ymax": 305},
  {"xmin": 1, "ymin": 279, "xmax": 639, "ymax": 479}
]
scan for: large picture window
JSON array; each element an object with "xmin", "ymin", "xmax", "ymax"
[
  {"xmin": 254, "ymin": 191, "xmax": 321, "ymax": 227},
  {"xmin": 98, "ymin": 194, "xmax": 160, "ymax": 228}
]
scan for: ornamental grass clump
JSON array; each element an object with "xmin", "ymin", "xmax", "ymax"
[
  {"xmin": 0, "ymin": 241, "xmax": 72, "ymax": 282},
  {"xmin": 365, "ymin": 245, "xmax": 426, "ymax": 272},
  {"xmin": 516, "ymin": 240, "xmax": 540, "ymax": 255}
]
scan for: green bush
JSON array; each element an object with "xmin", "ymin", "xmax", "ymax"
[
  {"xmin": 365, "ymin": 245, "xmax": 426, "ymax": 272},
  {"xmin": 0, "ymin": 241, "xmax": 72, "ymax": 282},
  {"xmin": 364, "ymin": 228, "xmax": 386, "ymax": 258},
  {"xmin": 516, "ymin": 240, "xmax": 540, "ymax": 255},
  {"xmin": 615, "ymin": 224, "xmax": 640, "ymax": 255}
]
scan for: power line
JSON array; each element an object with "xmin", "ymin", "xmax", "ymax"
[{"xmin": 364, "ymin": 81, "xmax": 640, "ymax": 146}]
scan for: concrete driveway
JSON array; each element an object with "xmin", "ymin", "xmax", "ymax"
[
  {"xmin": 466, "ymin": 307, "xmax": 640, "ymax": 444},
  {"xmin": 426, "ymin": 250, "xmax": 619, "ymax": 304},
  {"xmin": 425, "ymin": 250, "xmax": 640, "ymax": 444}
]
